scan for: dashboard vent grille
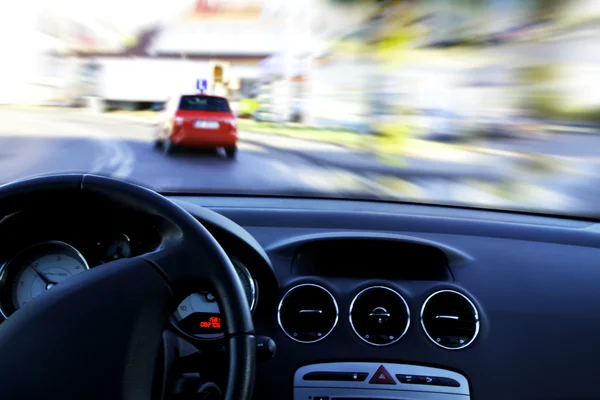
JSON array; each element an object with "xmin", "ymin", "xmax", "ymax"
[
  {"xmin": 278, "ymin": 284, "xmax": 338, "ymax": 343},
  {"xmin": 349, "ymin": 286, "xmax": 410, "ymax": 346},
  {"xmin": 421, "ymin": 290, "xmax": 479, "ymax": 350}
]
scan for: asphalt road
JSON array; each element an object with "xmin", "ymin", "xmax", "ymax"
[
  {"xmin": 0, "ymin": 108, "xmax": 386, "ymax": 199},
  {"xmin": 2, "ymin": 107, "xmax": 600, "ymax": 216}
]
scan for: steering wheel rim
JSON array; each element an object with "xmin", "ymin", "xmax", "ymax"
[{"xmin": 0, "ymin": 174, "xmax": 255, "ymax": 400}]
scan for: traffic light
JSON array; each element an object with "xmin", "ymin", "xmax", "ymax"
[
  {"xmin": 209, "ymin": 61, "xmax": 230, "ymax": 96},
  {"xmin": 213, "ymin": 64, "xmax": 224, "ymax": 83}
]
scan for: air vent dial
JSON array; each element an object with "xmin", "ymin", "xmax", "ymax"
[
  {"xmin": 278, "ymin": 284, "xmax": 338, "ymax": 343},
  {"xmin": 349, "ymin": 286, "xmax": 410, "ymax": 346},
  {"xmin": 421, "ymin": 289, "xmax": 479, "ymax": 350}
]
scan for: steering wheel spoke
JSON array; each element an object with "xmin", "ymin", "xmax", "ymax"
[{"xmin": 141, "ymin": 241, "xmax": 209, "ymax": 293}]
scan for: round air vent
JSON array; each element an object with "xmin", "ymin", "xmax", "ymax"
[
  {"xmin": 349, "ymin": 286, "xmax": 410, "ymax": 346},
  {"xmin": 421, "ymin": 289, "xmax": 479, "ymax": 350},
  {"xmin": 278, "ymin": 283, "xmax": 338, "ymax": 343}
]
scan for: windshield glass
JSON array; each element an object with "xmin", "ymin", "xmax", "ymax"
[
  {"xmin": 179, "ymin": 96, "xmax": 231, "ymax": 112},
  {"xmin": 1, "ymin": 0, "xmax": 599, "ymax": 216}
]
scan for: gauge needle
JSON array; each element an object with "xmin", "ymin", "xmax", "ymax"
[{"xmin": 29, "ymin": 264, "xmax": 57, "ymax": 289}]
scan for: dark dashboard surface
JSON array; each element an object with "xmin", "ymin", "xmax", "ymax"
[
  {"xmin": 176, "ymin": 196, "xmax": 600, "ymax": 400},
  {"xmin": 3, "ymin": 194, "xmax": 600, "ymax": 400}
]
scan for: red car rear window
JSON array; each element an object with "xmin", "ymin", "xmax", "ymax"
[{"xmin": 178, "ymin": 96, "xmax": 231, "ymax": 112}]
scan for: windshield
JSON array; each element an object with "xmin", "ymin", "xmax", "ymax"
[
  {"xmin": 1, "ymin": 0, "xmax": 599, "ymax": 217},
  {"xmin": 179, "ymin": 96, "xmax": 231, "ymax": 112}
]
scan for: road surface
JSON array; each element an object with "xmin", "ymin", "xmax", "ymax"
[
  {"xmin": 1, "ymin": 107, "xmax": 600, "ymax": 216},
  {"xmin": 0, "ymin": 108, "xmax": 392, "ymax": 199}
]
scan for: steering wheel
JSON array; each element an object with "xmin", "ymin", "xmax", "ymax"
[{"xmin": 0, "ymin": 174, "xmax": 255, "ymax": 400}]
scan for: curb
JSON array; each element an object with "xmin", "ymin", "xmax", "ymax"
[
  {"xmin": 239, "ymin": 124, "xmax": 551, "ymax": 164},
  {"xmin": 242, "ymin": 137, "xmax": 503, "ymax": 182},
  {"xmin": 238, "ymin": 125, "xmax": 359, "ymax": 152},
  {"xmin": 547, "ymin": 125, "xmax": 600, "ymax": 136},
  {"xmin": 96, "ymin": 114, "xmax": 552, "ymax": 166}
]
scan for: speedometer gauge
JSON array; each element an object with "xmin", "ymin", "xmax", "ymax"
[
  {"xmin": 171, "ymin": 257, "xmax": 257, "ymax": 339},
  {"xmin": 0, "ymin": 241, "xmax": 89, "ymax": 318}
]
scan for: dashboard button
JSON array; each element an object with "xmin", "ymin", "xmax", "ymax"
[
  {"xmin": 256, "ymin": 336, "xmax": 277, "ymax": 362},
  {"xmin": 397, "ymin": 375, "xmax": 458, "ymax": 387},
  {"xmin": 397, "ymin": 374, "xmax": 417, "ymax": 384},
  {"xmin": 369, "ymin": 365, "xmax": 395, "ymax": 385},
  {"xmin": 421, "ymin": 376, "xmax": 439, "ymax": 385},
  {"xmin": 303, "ymin": 372, "xmax": 368, "ymax": 382},
  {"xmin": 435, "ymin": 377, "xmax": 461, "ymax": 387},
  {"xmin": 347, "ymin": 372, "xmax": 368, "ymax": 382}
]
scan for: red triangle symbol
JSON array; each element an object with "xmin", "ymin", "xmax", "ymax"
[{"xmin": 369, "ymin": 365, "xmax": 396, "ymax": 385}]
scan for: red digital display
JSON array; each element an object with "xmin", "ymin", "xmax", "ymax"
[
  {"xmin": 179, "ymin": 312, "xmax": 224, "ymax": 335},
  {"xmin": 199, "ymin": 316, "xmax": 222, "ymax": 330}
]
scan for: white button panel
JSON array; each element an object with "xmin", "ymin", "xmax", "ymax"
[{"xmin": 294, "ymin": 362, "xmax": 470, "ymax": 400}]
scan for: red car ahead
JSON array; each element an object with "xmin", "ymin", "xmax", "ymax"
[{"xmin": 155, "ymin": 94, "xmax": 238, "ymax": 158}]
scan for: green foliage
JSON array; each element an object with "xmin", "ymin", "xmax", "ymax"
[
  {"xmin": 517, "ymin": 65, "xmax": 600, "ymax": 123},
  {"xmin": 530, "ymin": 0, "xmax": 573, "ymax": 20},
  {"xmin": 518, "ymin": 65, "xmax": 556, "ymax": 85},
  {"xmin": 329, "ymin": 0, "xmax": 375, "ymax": 3},
  {"xmin": 528, "ymin": 91, "xmax": 600, "ymax": 124},
  {"xmin": 239, "ymin": 98, "xmax": 260, "ymax": 117}
]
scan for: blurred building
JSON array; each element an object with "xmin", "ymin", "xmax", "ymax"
[
  {"xmin": 147, "ymin": 0, "xmax": 278, "ymax": 96},
  {"xmin": 256, "ymin": 0, "xmax": 376, "ymax": 125},
  {"xmin": 65, "ymin": 0, "xmax": 287, "ymax": 109},
  {"xmin": 0, "ymin": 0, "xmax": 283, "ymax": 107},
  {"xmin": 0, "ymin": 3, "xmax": 124, "ymax": 105}
]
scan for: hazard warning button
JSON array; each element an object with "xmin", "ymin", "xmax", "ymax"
[{"xmin": 368, "ymin": 365, "xmax": 396, "ymax": 385}]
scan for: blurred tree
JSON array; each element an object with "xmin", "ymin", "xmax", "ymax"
[
  {"xmin": 467, "ymin": 0, "xmax": 487, "ymax": 6},
  {"xmin": 329, "ymin": 0, "xmax": 379, "ymax": 3},
  {"xmin": 531, "ymin": 0, "xmax": 569, "ymax": 20}
]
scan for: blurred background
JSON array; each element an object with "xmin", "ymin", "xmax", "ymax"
[{"xmin": 2, "ymin": 0, "xmax": 600, "ymax": 216}]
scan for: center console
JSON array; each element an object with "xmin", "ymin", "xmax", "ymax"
[{"xmin": 294, "ymin": 362, "xmax": 469, "ymax": 400}]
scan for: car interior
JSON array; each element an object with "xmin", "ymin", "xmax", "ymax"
[{"xmin": 0, "ymin": 173, "xmax": 597, "ymax": 400}]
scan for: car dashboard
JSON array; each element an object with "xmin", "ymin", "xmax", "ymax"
[{"xmin": 2, "ymin": 194, "xmax": 600, "ymax": 400}]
